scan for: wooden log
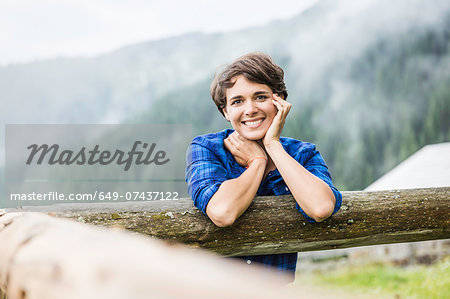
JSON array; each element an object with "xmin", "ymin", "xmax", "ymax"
[
  {"xmin": 0, "ymin": 212, "xmax": 298, "ymax": 299},
  {"xmin": 6, "ymin": 187, "xmax": 450, "ymax": 256}
]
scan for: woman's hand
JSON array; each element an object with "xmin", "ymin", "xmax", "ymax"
[
  {"xmin": 263, "ymin": 94, "xmax": 291, "ymax": 147},
  {"xmin": 211, "ymin": 131, "xmax": 267, "ymax": 226},
  {"xmin": 224, "ymin": 132, "xmax": 266, "ymax": 167}
]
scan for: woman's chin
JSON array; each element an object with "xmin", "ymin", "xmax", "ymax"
[{"xmin": 235, "ymin": 130, "xmax": 266, "ymax": 141}]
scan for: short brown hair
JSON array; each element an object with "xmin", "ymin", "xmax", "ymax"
[{"xmin": 210, "ymin": 52, "xmax": 288, "ymax": 117}]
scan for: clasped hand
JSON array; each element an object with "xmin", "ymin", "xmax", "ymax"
[{"xmin": 224, "ymin": 132, "xmax": 266, "ymax": 167}]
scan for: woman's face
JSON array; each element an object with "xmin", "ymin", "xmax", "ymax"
[{"xmin": 223, "ymin": 75, "xmax": 277, "ymax": 140}]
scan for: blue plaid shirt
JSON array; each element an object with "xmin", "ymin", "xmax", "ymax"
[{"xmin": 185, "ymin": 129, "xmax": 342, "ymax": 280}]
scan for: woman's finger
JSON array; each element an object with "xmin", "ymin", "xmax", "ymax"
[
  {"xmin": 272, "ymin": 96, "xmax": 291, "ymax": 118},
  {"xmin": 272, "ymin": 100, "xmax": 284, "ymax": 113},
  {"xmin": 229, "ymin": 132, "xmax": 241, "ymax": 145},
  {"xmin": 236, "ymin": 133, "xmax": 249, "ymax": 143},
  {"xmin": 272, "ymin": 93, "xmax": 283, "ymax": 100}
]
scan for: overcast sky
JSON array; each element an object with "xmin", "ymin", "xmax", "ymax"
[{"xmin": 0, "ymin": 0, "xmax": 318, "ymax": 65}]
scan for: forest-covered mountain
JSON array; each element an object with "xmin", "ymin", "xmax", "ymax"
[
  {"xmin": 1, "ymin": 0, "xmax": 449, "ymax": 190},
  {"xmin": 133, "ymin": 1, "xmax": 450, "ymax": 190}
]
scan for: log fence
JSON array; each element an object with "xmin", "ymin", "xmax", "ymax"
[{"xmin": 0, "ymin": 187, "xmax": 448, "ymax": 298}]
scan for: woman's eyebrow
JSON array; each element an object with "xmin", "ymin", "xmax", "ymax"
[
  {"xmin": 229, "ymin": 91, "xmax": 270, "ymax": 101},
  {"xmin": 229, "ymin": 95, "xmax": 244, "ymax": 101},
  {"xmin": 253, "ymin": 91, "xmax": 270, "ymax": 96}
]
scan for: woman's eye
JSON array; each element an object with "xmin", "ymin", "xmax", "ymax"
[
  {"xmin": 256, "ymin": 95, "xmax": 267, "ymax": 101},
  {"xmin": 231, "ymin": 99, "xmax": 242, "ymax": 105}
]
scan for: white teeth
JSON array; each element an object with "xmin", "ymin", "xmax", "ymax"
[{"xmin": 244, "ymin": 119, "xmax": 263, "ymax": 126}]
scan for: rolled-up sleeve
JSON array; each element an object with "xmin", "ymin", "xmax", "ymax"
[{"xmin": 185, "ymin": 141, "xmax": 228, "ymax": 215}]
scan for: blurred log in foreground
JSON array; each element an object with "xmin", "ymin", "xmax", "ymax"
[
  {"xmin": 11, "ymin": 187, "xmax": 449, "ymax": 256},
  {"xmin": 0, "ymin": 212, "xmax": 298, "ymax": 299}
]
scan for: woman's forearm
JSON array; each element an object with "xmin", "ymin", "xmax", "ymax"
[
  {"xmin": 265, "ymin": 141, "xmax": 335, "ymax": 222},
  {"xmin": 206, "ymin": 159, "xmax": 266, "ymax": 227}
]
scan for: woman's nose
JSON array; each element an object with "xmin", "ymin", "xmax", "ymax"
[{"xmin": 244, "ymin": 100, "xmax": 258, "ymax": 115}]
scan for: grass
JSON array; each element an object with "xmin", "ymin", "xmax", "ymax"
[{"xmin": 295, "ymin": 257, "xmax": 450, "ymax": 298}]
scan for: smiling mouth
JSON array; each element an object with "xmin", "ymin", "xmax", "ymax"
[{"xmin": 242, "ymin": 118, "xmax": 264, "ymax": 127}]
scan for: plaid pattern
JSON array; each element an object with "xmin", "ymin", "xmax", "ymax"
[{"xmin": 185, "ymin": 129, "xmax": 342, "ymax": 279}]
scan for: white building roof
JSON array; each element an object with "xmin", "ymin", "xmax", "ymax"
[{"xmin": 364, "ymin": 142, "xmax": 450, "ymax": 191}]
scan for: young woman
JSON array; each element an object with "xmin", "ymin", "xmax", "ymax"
[{"xmin": 185, "ymin": 52, "xmax": 342, "ymax": 281}]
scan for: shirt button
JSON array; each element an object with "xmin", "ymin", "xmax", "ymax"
[
  {"xmin": 247, "ymin": 260, "xmax": 252, "ymax": 265},
  {"xmin": 285, "ymin": 187, "xmax": 289, "ymax": 191}
]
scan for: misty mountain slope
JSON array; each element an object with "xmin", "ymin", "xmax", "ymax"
[
  {"xmin": 1, "ymin": 0, "xmax": 448, "ymax": 125},
  {"xmin": 134, "ymin": 9, "xmax": 450, "ymax": 190},
  {"xmin": 312, "ymin": 22, "xmax": 450, "ymax": 189},
  {"xmin": 0, "ymin": 33, "xmax": 222, "ymax": 124},
  {"xmin": 1, "ymin": 0, "xmax": 449, "ymax": 189},
  {"xmin": 280, "ymin": 0, "xmax": 450, "ymax": 92}
]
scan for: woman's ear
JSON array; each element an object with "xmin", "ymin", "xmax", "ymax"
[{"xmin": 223, "ymin": 108, "xmax": 230, "ymax": 122}]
